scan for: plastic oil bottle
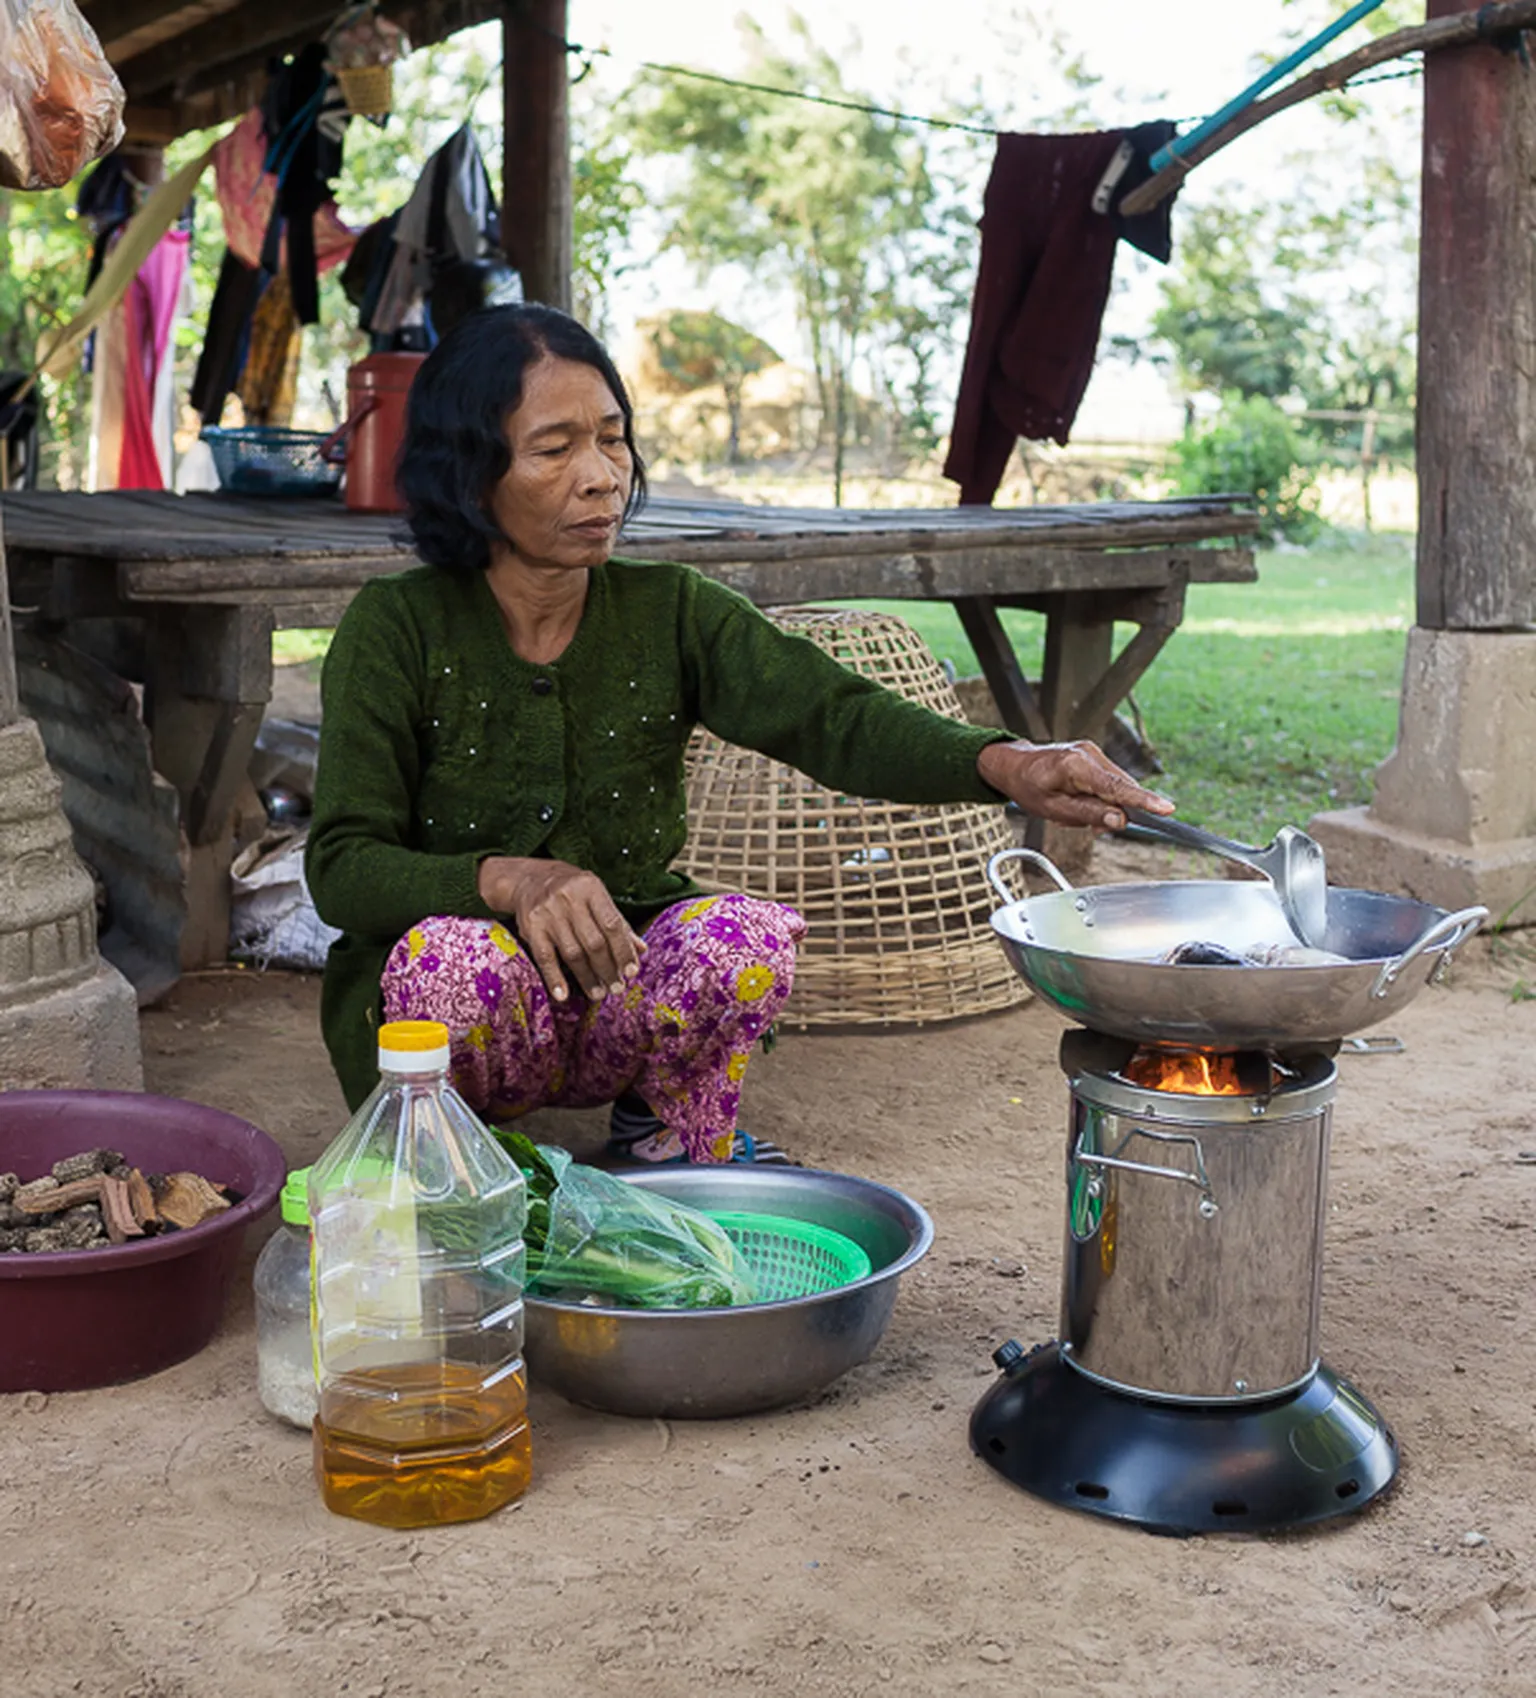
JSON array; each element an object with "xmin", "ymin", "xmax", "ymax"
[{"xmin": 308, "ymin": 1020, "xmax": 529, "ymax": 1528}]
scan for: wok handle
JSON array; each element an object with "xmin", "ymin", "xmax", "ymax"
[
  {"xmin": 987, "ymin": 846, "xmax": 1074, "ymax": 904},
  {"xmin": 1371, "ymin": 905, "xmax": 1488, "ymax": 999}
]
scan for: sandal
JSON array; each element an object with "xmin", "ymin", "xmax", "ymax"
[{"xmin": 601, "ymin": 1126, "xmax": 795, "ymax": 1168}]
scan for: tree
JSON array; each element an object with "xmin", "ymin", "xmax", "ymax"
[
  {"xmin": 642, "ymin": 311, "xmax": 780, "ymax": 463},
  {"xmin": 1150, "ymin": 205, "xmax": 1318, "ymax": 402},
  {"xmin": 625, "ymin": 15, "xmax": 978, "ymax": 498}
]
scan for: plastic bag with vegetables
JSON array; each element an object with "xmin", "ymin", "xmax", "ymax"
[
  {"xmin": 498, "ymin": 1132, "xmax": 758, "ymax": 1309},
  {"xmin": 0, "ymin": 0, "xmax": 124, "ymax": 191}
]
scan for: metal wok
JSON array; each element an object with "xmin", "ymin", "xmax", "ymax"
[{"xmin": 987, "ymin": 847, "xmax": 1487, "ymax": 1049}]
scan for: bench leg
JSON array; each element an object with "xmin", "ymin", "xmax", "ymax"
[{"xmin": 144, "ymin": 607, "xmax": 273, "ymax": 969}]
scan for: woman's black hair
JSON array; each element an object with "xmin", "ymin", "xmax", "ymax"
[{"xmin": 397, "ymin": 302, "xmax": 648, "ymax": 574}]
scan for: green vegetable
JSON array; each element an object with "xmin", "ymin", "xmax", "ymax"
[{"xmin": 493, "ymin": 1129, "xmax": 757, "ymax": 1309}]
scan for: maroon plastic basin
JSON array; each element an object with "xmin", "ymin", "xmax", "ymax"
[{"xmin": 0, "ymin": 1091, "xmax": 287, "ymax": 1393}]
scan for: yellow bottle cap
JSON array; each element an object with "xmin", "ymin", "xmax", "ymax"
[{"xmin": 378, "ymin": 1019, "xmax": 451, "ymax": 1073}]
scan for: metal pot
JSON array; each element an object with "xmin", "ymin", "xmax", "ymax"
[
  {"xmin": 987, "ymin": 847, "xmax": 1487, "ymax": 1049},
  {"xmin": 523, "ymin": 1166, "xmax": 933, "ymax": 1419},
  {"xmin": 1061, "ymin": 1053, "xmax": 1336, "ymax": 1402}
]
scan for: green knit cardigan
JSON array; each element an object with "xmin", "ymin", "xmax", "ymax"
[{"xmin": 306, "ymin": 559, "xmax": 1009, "ymax": 1108}]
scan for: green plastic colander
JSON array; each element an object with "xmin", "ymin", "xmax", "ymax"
[{"xmin": 708, "ymin": 1211, "xmax": 873, "ymax": 1302}]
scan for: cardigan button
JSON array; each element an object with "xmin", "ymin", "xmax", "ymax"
[
  {"xmin": 532, "ymin": 676, "xmax": 553, "ymax": 696},
  {"xmin": 538, "ymin": 804, "xmax": 555, "ymax": 824}
]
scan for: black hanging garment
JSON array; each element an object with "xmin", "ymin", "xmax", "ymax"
[{"xmin": 191, "ymin": 46, "xmax": 349, "ymax": 423}]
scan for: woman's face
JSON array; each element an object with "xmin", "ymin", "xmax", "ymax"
[{"xmin": 487, "ymin": 354, "xmax": 633, "ymax": 571}]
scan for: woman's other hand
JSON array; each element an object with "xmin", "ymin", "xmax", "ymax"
[
  {"xmin": 976, "ymin": 739, "xmax": 1175, "ymax": 833},
  {"xmin": 476, "ymin": 857, "xmax": 645, "ymax": 1004}
]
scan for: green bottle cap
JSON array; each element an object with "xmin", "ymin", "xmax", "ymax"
[{"xmin": 280, "ymin": 1166, "xmax": 313, "ymax": 1227}]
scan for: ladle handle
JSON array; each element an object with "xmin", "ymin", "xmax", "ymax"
[
  {"xmin": 986, "ymin": 846, "xmax": 1074, "ymax": 904},
  {"xmin": 1371, "ymin": 905, "xmax": 1488, "ymax": 999},
  {"xmin": 1121, "ymin": 806, "xmax": 1264, "ymax": 868}
]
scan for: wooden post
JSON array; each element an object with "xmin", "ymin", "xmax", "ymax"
[
  {"xmin": 502, "ymin": 0, "xmax": 573, "ymax": 311},
  {"xmin": 1416, "ymin": 0, "xmax": 1536, "ymax": 629}
]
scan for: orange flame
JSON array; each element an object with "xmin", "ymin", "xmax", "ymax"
[{"xmin": 1124, "ymin": 1049, "xmax": 1248, "ymax": 1095}]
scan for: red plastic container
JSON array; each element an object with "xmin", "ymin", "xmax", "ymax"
[
  {"xmin": 339, "ymin": 351, "xmax": 424, "ymax": 514},
  {"xmin": 0, "ymin": 1091, "xmax": 287, "ymax": 1393}
]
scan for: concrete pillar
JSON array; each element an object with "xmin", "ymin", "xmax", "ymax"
[
  {"xmin": 1309, "ymin": 629, "xmax": 1536, "ymax": 924},
  {"xmin": 0, "ymin": 516, "xmax": 142, "ymax": 1090}
]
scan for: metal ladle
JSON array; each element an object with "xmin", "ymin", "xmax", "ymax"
[{"xmin": 1121, "ymin": 807, "xmax": 1330, "ymax": 948}]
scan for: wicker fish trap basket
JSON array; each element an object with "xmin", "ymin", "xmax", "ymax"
[{"xmin": 679, "ymin": 607, "xmax": 1029, "ymax": 1029}]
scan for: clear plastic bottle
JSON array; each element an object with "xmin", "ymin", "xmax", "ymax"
[
  {"xmin": 254, "ymin": 1166, "xmax": 317, "ymax": 1428},
  {"xmin": 308, "ymin": 1020, "xmax": 529, "ymax": 1528}
]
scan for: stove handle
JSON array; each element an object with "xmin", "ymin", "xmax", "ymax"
[
  {"xmin": 1370, "ymin": 905, "xmax": 1489, "ymax": 999},
  {"xmin": 1072, "ymin": 1127, "xmax": 1219, "ymax": 1218},
  {"xmin": 987, "ymin": 846, "xmax": 1074, "ymax": 904}
]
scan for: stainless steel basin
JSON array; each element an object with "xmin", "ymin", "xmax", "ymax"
[{"xmin": 523, "ymin": 1166, "xmax": 933, "ymax": 1419}]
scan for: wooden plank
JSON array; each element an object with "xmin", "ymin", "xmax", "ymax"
[
  {"xmin": 1041, "ymin": 594, "xmax": 1115, "ymax": 743},
  {"xmin": 116, "ymin": 543, "xmax": 1251, "ymax": 606},
  {"xmin": 116, "ymin": 1, "xmax": 339, "ymax": 99},
  {"xmin": 1068, "ymin": 623, "xmax": 1177, "ymax": 741},
  {"xmin": 953, "ymin": 597, "xmax": 1051, "ymax": 743},
  {"xmin": 0, "ymin": 488, "xmax": 1258, "ymax": 560}
]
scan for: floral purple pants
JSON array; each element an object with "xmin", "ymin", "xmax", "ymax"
[{"xmin": 380, "ymin": 894, "xmax": 806, "ymax": 1163}]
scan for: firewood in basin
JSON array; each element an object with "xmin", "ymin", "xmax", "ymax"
[
  {"xmin": 100, "ymin": 1175, "xmax": 145, "ymax": 1244},
  {"xmin": 13, "ymin": 1175, "xmax": 107, "ymax": 1215},
  {"xmin": 155, "ymin": 1172, "xmax": 232, "ymax": 1231},
  {"xmin": 125, "ymin": 1168, "xmax": 157, "ymax": 1230}
]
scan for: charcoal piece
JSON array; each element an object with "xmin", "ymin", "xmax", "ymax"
[
  {"xmin": 23, "ymin": 1227, "xmax": 71, "ymax": 1253},
  {"xmin": 0, "ymin": 1173, "xmax": 16, "ymax": 1204},
  {"xmin": 51, "ymin": 1149, "xmax": 123, "ymax": 1183},
  {"xmin": 0, "ymin": 1202, "xmax": 26, "ymax": 1228},
  {"xmin": 55, "ymin": 1211, "xmax": 106, "ymax": 1248},
  {"xmin": 1163, "ymin": 940, "xmax": 1249, "ymax": 967},
  {"xmin": 0, "ymin": 1226, "xmax": 25, "ymax": 1251}
]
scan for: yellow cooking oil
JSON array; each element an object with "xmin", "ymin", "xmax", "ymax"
[
  {"xmin": 308, "ymin": 1020, "xmax": 529, "ymax": 1529},
  {"xmin": 315, "ymin": 1361, "xmax": 531, "ymax": 1529}
]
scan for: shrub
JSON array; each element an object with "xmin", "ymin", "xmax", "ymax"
[{"xmin": 1172, "ymin": 393, "xmax": 1323, "ymax": 543}]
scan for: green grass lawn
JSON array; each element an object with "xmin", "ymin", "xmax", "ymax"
[
  {"xmin": 275, "ymin": 532, "xmax": 1415, "ymax": 846},
  {"xmin": 853, "ymin": 531, "xmax": 1415, "ymax": 843}
]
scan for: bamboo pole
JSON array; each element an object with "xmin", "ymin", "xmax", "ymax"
[{"xmin": 1119, "ymin": 0, "xmax": 1536, "ymax": 217}]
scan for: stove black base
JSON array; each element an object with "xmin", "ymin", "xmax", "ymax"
[{"xmin": 970, "ymin": 1342, "xmax": 1398, "ymax": 1535}]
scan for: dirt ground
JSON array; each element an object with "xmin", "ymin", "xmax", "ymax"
[{"xmin": 4, "ymin": 870, "xmax": 1535, "ymax": 1698}]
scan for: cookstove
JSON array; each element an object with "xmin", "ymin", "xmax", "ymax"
[{"xmin": 970, "ymin": 1029, "xmax": 1398, "ymax": 1535}]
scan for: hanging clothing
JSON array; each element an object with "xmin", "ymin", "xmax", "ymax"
[
  {"xmin": 117, "ymin": 228, "xmax": 190, "ymax": 489},
  {"xmin": 258, "ymin": 44, "xmax": 349, "ymax": 325},
  {"xmin": 236, "ymin": 272, "xmax": 302, "ymax": 426},
  {"xmin": 381, "ymin": 899, "xmax": 805, "ymax": 1165},
  {"xmin": 90, "ymin": 227, "xmax": 189, "ymax": 491},
  {"xmin": 213, "ymin": 107, "xmax": 357, "ymax": 280},
  {"xmin": 367, "ymin": 124, "xmax": 500, "ymax": 337},
  {"xmin": 943, "ymin": 122, "xmax": 1179, "ymax": 506}
]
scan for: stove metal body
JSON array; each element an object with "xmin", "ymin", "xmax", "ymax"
[
  {"xmin": 1061, "ymin": 1034, "xmax": 1334, "ymax": 1402},
  {"xmin": 972, "ymin": 1033, "xmax": 1398, "ymax": 1535}
]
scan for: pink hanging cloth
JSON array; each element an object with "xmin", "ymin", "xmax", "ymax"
[{"xmin": 117, "ymin": 228, "xmax": 190, "ymax": 490}]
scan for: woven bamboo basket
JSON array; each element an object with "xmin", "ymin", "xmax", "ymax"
[
  {"xmin": 679, "ymin": 606, "xmax": 1029, "ymax": 1029},
  {"xmin": 335, "ymin": 63, "xmax": 394, "ymax": 116}
]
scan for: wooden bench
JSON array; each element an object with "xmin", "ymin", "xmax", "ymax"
[{"xmin": 2, "ymin": 489, "xmax": 1257, "ymax": 974}]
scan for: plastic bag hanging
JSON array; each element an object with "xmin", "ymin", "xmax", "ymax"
[{"xmin": 0, "ymin": 0, "xmax": 125, "ymax": 191}]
